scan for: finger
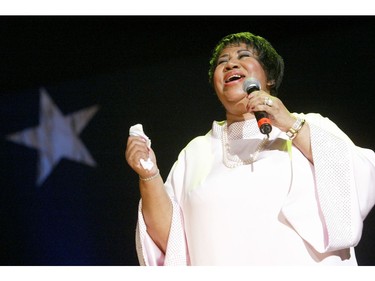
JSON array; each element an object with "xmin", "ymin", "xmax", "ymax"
[
  {"xmin": 127, "ymin": 150, "xmax": 152, "ymax": 172},
  {"xmin": 126, "ymin": 142, "xmax": 149, "ymax": 162},
  {"xmin": 246, "ymin": 90, "xmax": 262, "ymax": 100},
  {"xmin": 247, "ymin": 97, "xmax": 271, "ymax": 113},
  {"xmin": 126, "ymin": 136, "xmax": 149, "ymax": 154},
  {"xmin": 125, "ymin": 137, "xmax": 150, "ymax": 164},
  {"xmin": 127, "ymin": 135, "xmax": 148, "ymax": 148},
  {"xmin": 263, "ymin": 96, "xmax": 274, "ymax": 107}
]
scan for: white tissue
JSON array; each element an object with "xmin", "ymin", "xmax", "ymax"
[
  {"xmin": 139, "ymin": 158, "xmax": 154, "ymax": 171},
  {"xmin": 129, "ymin": 124, "xmax": 154, "ymax": 171}
]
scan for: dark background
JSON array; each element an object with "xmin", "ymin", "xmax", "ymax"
[{"xmin": 1, "ymin": 16, "xmax": 375, "ymax": 265}]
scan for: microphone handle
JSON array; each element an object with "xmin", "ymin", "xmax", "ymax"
[{"xmin": 254, "ymin": 111, "xmax": 272, "ymax": 135}]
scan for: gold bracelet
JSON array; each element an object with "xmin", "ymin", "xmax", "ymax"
[
  {"xmin": 286, "ymin": 117, "xmax": 306, "ymax": 140},
  {"xmin": 139, "ymin": 169, "xmax": 160, "ymax": 182}
]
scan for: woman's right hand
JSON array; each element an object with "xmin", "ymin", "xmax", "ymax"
[
  {"xmin": 126, "ymin": 136, "xmax": 171, "ymax": 253},
  {"xmin": 125, "ymin": 136, "xmax": 159, "ymax": 179}
]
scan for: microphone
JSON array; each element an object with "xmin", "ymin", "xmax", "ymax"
[{"xmin": 243, "ymin": 78, "xmax": 272, "ymax": 135}]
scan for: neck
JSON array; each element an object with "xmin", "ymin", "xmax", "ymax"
[{"xmin": 225, "ymin": 112, "xmax": 255, "ymax": 126}]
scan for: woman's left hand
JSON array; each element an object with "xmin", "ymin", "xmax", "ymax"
[
  {"xmin": 247, "ymin": 90, "xmax": 313, "ymax": 163},
  {"xmin": 246, "ymin": 90, "xmax": 296, "ymax": 132}
]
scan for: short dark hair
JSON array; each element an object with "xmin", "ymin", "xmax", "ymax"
[{"xmin": 208, "ymin": 32, "xmax": 284, "ymax": 96}]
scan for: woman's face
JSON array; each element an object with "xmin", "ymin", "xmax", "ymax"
[{"xmin": 213, "ymin": 43, "xmax": 269, "ymax": 118}]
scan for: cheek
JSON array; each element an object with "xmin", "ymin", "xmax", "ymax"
[
  {"xmin": 245, "ymin": 58, "xmax": 266, "ymax": 73},
  {"xmin": 247, "ymin": 65, "xmax": 268, "ymax": 87},
  {"xmin": 213, "ymin": 69, "xmax": 223, "ymax": 89}
]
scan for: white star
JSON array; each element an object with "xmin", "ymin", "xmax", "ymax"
[{"xmin": 6, "ymin": 88, "xmax": 99, "ymax": 186}]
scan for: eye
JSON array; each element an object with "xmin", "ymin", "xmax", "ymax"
[
  {"xmin": 217, "ymin": 57, "xmax": 228, "ymax": 65},
  {"xmin": 238, "ymin": 51, "xmax": 252, "ymax": 59}
]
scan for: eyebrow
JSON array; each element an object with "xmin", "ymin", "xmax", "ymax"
[{"xmin": 218, "ymin": 49, "xmax": 253, "ymax": 58}]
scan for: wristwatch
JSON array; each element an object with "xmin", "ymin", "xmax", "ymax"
[{"xmin": 286, "ymin": 116, "xmax": 306, "ymax": 140}]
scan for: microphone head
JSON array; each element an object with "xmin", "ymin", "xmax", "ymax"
[{"xmin": 243, "ymin": 77, "xmax": 261, "ymax": 94}]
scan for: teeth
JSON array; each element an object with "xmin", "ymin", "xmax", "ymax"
[{"xmin": 226, "ymin": 74, "xmax": 242, "ymax": 82}]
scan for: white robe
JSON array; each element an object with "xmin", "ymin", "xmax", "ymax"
[{"xmin": 135, "ymin": 113, "xmax": 375, "ymax": 265}]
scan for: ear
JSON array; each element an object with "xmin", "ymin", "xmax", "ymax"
[{"xmin": 265, "ymin": 80, "xmax": 275, "ymax": 92}]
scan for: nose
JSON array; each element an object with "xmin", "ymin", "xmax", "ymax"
[{"xmin": 224, "ymin": 58, "xmax": 240, "ymax": 70}]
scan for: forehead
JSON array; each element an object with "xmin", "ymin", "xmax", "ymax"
[{"xmin": 219, "ymin": 43, "xmax": 254, "ymax": 56}]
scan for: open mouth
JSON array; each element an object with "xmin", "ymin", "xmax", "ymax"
[{"xmin": 225, "ymin": 74, "xmax": 244, "ymax": 83}]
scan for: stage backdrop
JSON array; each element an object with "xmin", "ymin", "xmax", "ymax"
[{"xmin": 1, "ymin": 16, "xmax": 375, "ymax": 265}]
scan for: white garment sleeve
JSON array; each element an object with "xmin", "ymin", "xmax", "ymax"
[
  {"xmin": 281, "ymin": 113, "xmax": 375, "ymax": 253},
  {"xmin": 135, "ymin": 135, "xmax": 211, "ymax": 265},
  {"xmin": 135, "ymin": 198, "xmax": 188, "ymax": 266}
]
